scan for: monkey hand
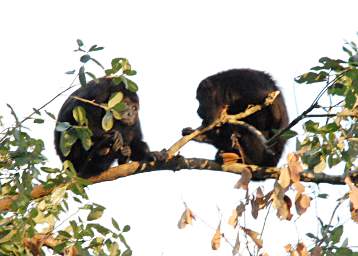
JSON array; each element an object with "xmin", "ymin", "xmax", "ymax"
[
  {"xmin": 121, "ymin": 145, "xmax": 132, "ymax": 157},
  {"xmin": 150, "ymin": 149, "xmax": 168, "ymax": 162},
  {"xmin": 111, "ymin": 130, "xmax": 124, "ymax": 152},
  {"xmin": 182, "ymin": 127, "xmax": 195, "ymax": 136}
]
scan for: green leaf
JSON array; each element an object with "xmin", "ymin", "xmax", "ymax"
[
  {"xmin": 80, "ymin": 54, "xmax": 91, "ymax": 63},
  {"xmin": 60, "ymin": 130, "xmax": 78, "ymax": 157},
  {"xmin": 108, "ymin": 92, "xmax": 124, "ymax": 109},
  {"xmin": 88, "ymin": 223, "xmax": 110, "ymax": 236},
  {"xmin": 295, "ymin": 72, "xmax": 327, "ymax": 84},
  {"xmin": 335, "ymin": 247, "xmax": 352, "ymax": 256},
  {"xmin": 111, "ymin": 109, "xmax": 122, "ymax": 120},
  {"xmin": 111, "ymin": 218, "xmax": 120, "ymax": 231},
  {"xmin": 102, "ymin": 111, "xmax": 114, "ymax": 131},
  {"xmin": 89, "ymin": 45, "xmax": 104, "ymax": 52},
  {"xmin": 317, "ymin": 193, "xmax": 328, "ymax": 199},
  {"xmin": 33, "ymin": 108, "xmax": 41, "ymax": 115},
  {"xmin": 77, "ymin": 39, "xmax": 84, "ymax": 47},
  {"xmin": 280, "ymin": 129, "xmax": 298, "ymax": 140},
  {"xmin": 45, "ymin": 110, "xmax": 56, "ymax": 120},
  {"xmin": 58, "ymin": 230, "xmax": 72, "ymax": 238},
  {"xmin": 113, "ymin": 76, "xmax": 122, "ymax": 85},
  {"xmin": 40, "ymin": 167, "xmax": 59, "ymax": 173},
  {"xmin": 122, "ymin": 249, "xmax": 132, "ymax": 256},
  {"xmin": 127, "ymin": 79, "xmax": 138, "ymax": 93},
  {"xmin": 75, "ymin": 127, "xmax": 93, "ymax": 151},
  {"xmin": 88, "ymin": 44, "xmax": 98, "ymax": 52},
  {"xmin": 79, "ymin": 66, "xmax": 87, "ymax": 86},
  {"xmin": 111, "ymin": 58, "xmax": 123, "ymax": 74},
  {"xmin": 65, "ymin": 70, "xmax": 76, "ymax": 75},
  {"xmin": 90, "ymin": 57, "xmax": 104, "ymax": 69},
  {"xmin": 328, "ymin": 82, "xmax": 345, "ymax": 96},
  {"xmin": 87, "ymin": 208, "xmax": 104, "ymax": 221},
  {"xmin": 319, "ymin": 123, "xmax": 339, "ymax": 133},
  {"xmin": 85, "ymin": 71, "xmax": 97, "ymax": 81},
  {"xmin": 304, "ymin": 120, "xmax": 319, "ymax": 133},
  {"xmin": 34, "ymin": 118, "xmax": 44, "ymax": 124},
  {"xmin": 123, "ymin": 69, "xmax": 137, "ymax": 76},
  {"xmin": 345, "ymin": 89, "xmax": 357, "ymax": 109},
  {"xmin": 109, "ymin": 242, "xmax": 120, "ymax": 256},
  {"xmin": 56, "ymin": 122, "xmax": 71, "ymax": 132},
  {"xmin": 123, "ymin": 225, "xmax": 130, "ymax": 232},
  {"xmin": 72, "ymin": 106, "xmax": 88, "ymax": 126}
]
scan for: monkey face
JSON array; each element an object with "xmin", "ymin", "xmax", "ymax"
[
  {"xmin": 120, "ymin": 98, "xmax": 139, "ymax": 126},
  {"xmin": 196, "ymin": 83, "xmax": 222, "ymax": 125}
]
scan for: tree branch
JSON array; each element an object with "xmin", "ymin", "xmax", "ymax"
[{"xmin": 1, "ymin": 157, "xmax": 357, "ymax": 212}]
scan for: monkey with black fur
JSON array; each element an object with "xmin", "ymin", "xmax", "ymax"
[
  {"xmin": 55, "ymin": 77, "xmax": 165, "ymax": 178},
  {"xmin": 182, "ymin": 69, "xmax": 289, "ymax": 166}
]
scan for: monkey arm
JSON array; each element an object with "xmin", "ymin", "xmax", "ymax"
[{"xmin": 181, "ymin": 127, "xmax": 215, "ymax": 144}]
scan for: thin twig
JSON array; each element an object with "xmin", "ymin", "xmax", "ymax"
[{"xmin": 0, "ymin": 75, "xmax": 79, "ymax": 144}]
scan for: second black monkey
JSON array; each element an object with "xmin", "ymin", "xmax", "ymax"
[{"xmin": 183, "ymin": 69, "xmax": 289, "ymax": 166}]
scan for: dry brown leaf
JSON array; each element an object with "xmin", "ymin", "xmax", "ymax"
[
  {"xmin": 211, "ymin": 224, "xmax": 221, "ymax": 250},
  {"xmin": 293, "ymin": 181, "xmax": 305, "ymax": 193},
  {"xmin": 234, "ymin": 168, "xmax": 252, "ymax": 190},
  {"xmin": 241, "ymin": 227, "xmax": 262, "ymax": 249},
  {"xmin": 232, "ymin": 231, "xmax": 240, "ymax": 255},
  {"xmin": 271, "ymin": 182, "xmax": 285, "ymax": 209},
  {"xmin": 178, "ymin": 207, "xmax": 196, "ymax": 229},
  {"xmin": 287, "ymin": 153, "xmax": 303, "ymax": 183},
  {"xmin": 228, "ymin": 209, "xmax": 239, "ymax": 228},
  {"xmin": 311, "ymin": 246, "xmax": 322, "ymax": 256},
  {"xmin": 276, "ymin": 195, "xmax": 292, "ymax": 220},
  {"xmin": 295, "ymin": 193, "xmax": 311, "ymax": 215},
  {"xmin": 350, "ymin": 203, "xmax": 358, "ymax": 223},
  {"xmin": 284, "ymin": 244, "xmax": 292, "ymax": 252},
  {"xmin": 296, "ymin": 242, "xmax": 309, "ymax": 256},
  {"xmin": 222, "ymin": 152, "xmax": 241, "ymax": 165},
  {"xmin": 228, "ymin": 203, "xmax": 245, "ymax": 228},
  {"xmin": 345, "ymin": 176, "xmax": 358, "ymax": 210},
  {"xmin": 64, "ymin": 246, "xmax": 78, "ymax": 256},
  {"xmin": 278, "ymin": 167, "xmax": 291, "ymax": 189},
  {"xmin": 313, "ymin": 157, "xmax": 326, "ymax": 173}
]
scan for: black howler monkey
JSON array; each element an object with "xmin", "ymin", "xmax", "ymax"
[
  {"xmin": 55, "ymin": 77, "xmax": 162, "ymax": 178},
  {"xmin": 182, "ymin": 69, "xmax": 289, "ymax": 166}
]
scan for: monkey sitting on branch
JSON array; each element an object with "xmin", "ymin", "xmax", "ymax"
[
  {"xmin": 54, "ymin": 77, "xmax": 165, "ymax": 178},
  {"xmin": 182, "ymin": 69, "xmax": 289, "ymax": 166}
]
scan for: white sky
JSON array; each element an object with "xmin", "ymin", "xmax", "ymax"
[{"xmin": 1, "ymin": 0, "xmax": 358, "ymax": 255}]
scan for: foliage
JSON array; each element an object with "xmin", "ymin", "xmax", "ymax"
[
  {"xmin": 0, "ymin": 40, "xmax": 134, "ymax": 255},
  {"xmin": 0, "ymin": 37, "xmax": 358, "ymax": 256}
]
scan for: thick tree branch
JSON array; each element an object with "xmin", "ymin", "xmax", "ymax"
[{"xmin": 1, "ymin": 157, "xmax": 357, "ymax": 212}]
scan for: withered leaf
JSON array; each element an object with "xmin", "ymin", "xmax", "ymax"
[
  {"xmin": 295, "ymin": 193, "xmax": 311, "ymax": 215},
  {"xmin": 350, "ymin": 204, "xmax": 358, "ymax": 223},
  {"xmin": 287, "ymin": 153, "xmax": 303, "ymax": 183},
  {"xmin": 228, "ymin": 203, "xmax": 245, "ymax": 228},
  {"xmin": 234, "ymin": 168, "xmax": 252, "ymax": 190},
  {"xmin": 296, "ymin": 242, "xmax": 309, "ymax": 256},
  {"xmin": 278, "ymin": 167, "xmax": 291, "ymax": 189},
  {"xmin": 293, "ymin": 181, "xmax": 305, "ymax": 193},
  {"xmin": 284, "ymin": 244, "xmax": 292, "ymax": 252},
  {"xmin": 241, "ymin": 227, "xmax": 263, "ymax": 249},
  {"xmin": 178, "ymin": 207, "xmax": 196, "ymax": 229},
  {"xmin": 311, "ymin": 246, "xmax": 322, "ymax": 256},
  {"xmin": 345, "ymin": 176, "xmax": 358, "ymax": 210},
  {"xmin": 211, "ymin": 224, "xmax": 221, "ymax": 250},
  {"xmin": 232, "ymin": 231, "xmax": 240, "ymax": 255}
]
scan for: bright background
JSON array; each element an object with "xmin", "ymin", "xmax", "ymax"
[{"xmin": 1, "ymin": 0, "xmax": 358, "ymax": 255}]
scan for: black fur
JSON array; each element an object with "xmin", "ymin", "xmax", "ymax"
[
  {"xmin": 54, "ymin": 77, "xmax": 156, "ymax": 178},
  {"xmin": 183, "ymin": 69, "xmax": 289, "ymax": 166}
]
